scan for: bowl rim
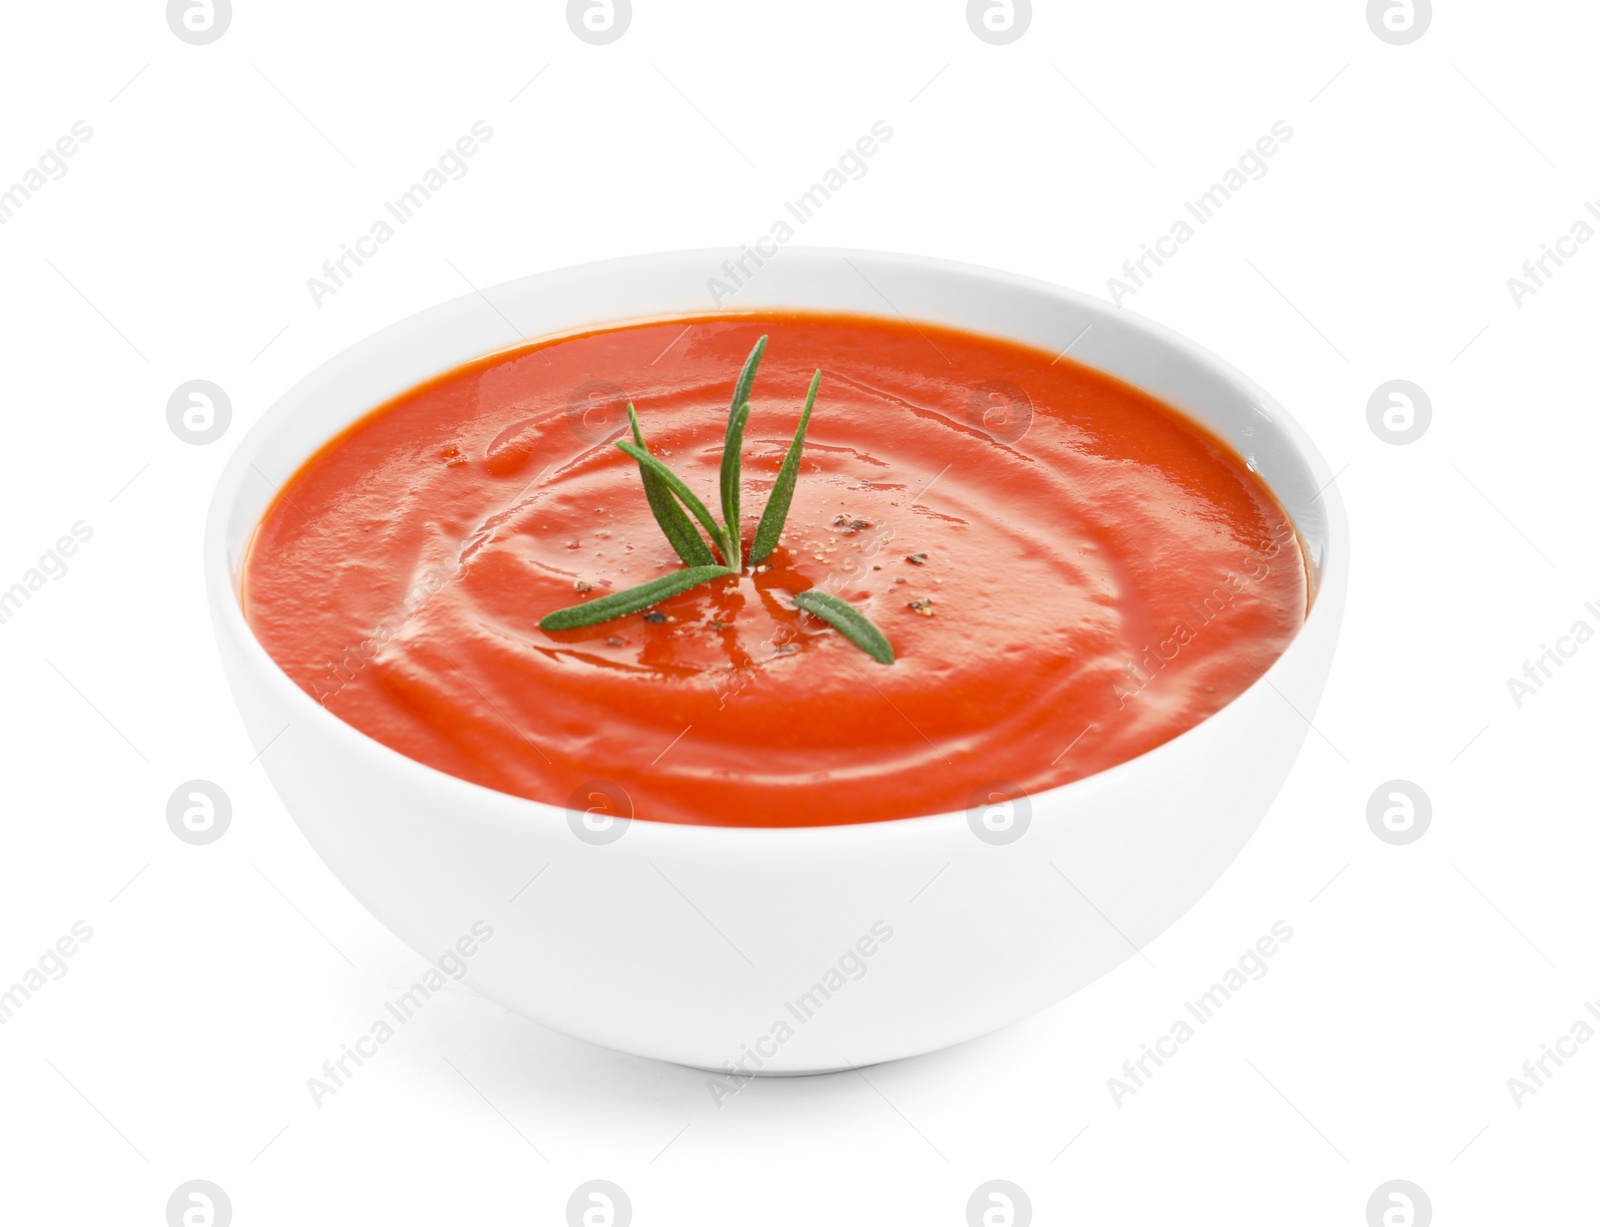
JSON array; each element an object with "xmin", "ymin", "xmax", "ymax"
[{"xmin": 205, "ymin": 244, "xmax": 1349, "ymax": 841}]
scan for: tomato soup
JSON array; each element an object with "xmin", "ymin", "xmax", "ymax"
[{"xmin": 241, "ymin": 313, "xmax": 1307, "ymax": 827}]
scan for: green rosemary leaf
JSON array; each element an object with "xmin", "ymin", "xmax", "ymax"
[
  {"xmin": 727, "ymin": 335, "xmax": 768, "ymax": 443},
  {"xmin": 720, "ymin": 401, "xmax": 751, "ymax": 570},
  {"xmin": 614, "ymin": 440, "xmax": 727, "ymax": 557},
  {"xmin": 717, "ymin": 338, "xmax": 765, "ymax": 572},
  {"xmin": 539, "ymin": 565, "xmax": 734, "ymax": 630},
  {"xmin": 627, "ymin": 404, "xmax": 716, "ymax": 567},
  {"xmin": 750, "ymin": 369, "xmax": 821, "ymax": 564},
  {"xmin": 792, "ymin": 589, "xmax": 894, "ymax": 665}
]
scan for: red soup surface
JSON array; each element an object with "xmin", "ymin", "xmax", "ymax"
[{"xmin": 242, "ymin": 313, "xmax": 1308, "ymax": 827}]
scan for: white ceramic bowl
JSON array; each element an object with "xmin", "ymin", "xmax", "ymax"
[{"xmin": 206, "ymin": 248, "xmax": 1346, "ymax": 1074}]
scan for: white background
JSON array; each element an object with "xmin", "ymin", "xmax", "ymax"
[{"xmin": 1, "ymin": 1, "xmax": 1594, "ymax": 1223}]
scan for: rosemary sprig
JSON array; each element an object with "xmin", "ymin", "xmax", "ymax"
[
  {"xmin": 750, "ymin": 368, "xmax": 820, "ymax": 564},
  {"xmin": 721, "ymin": 336, "xmax": 765, "ymax": 568},
  {"xmin": 627, "ymin": 403, "xmax": 717, "ymax": 568},
  {"xmin": 538, "ymin": 565, "xmax": 734, "ymax": 630},
  {"xmin": 615, "ymin": 439, "xmax": 727, "ymax": 557},
  {"xmin": 720, "ymin": 401, "xmax": 751, "ymax": 567},
  {"xmin": 727, "ymin": 336, "xmax": 767, "ymax": 438},
  {"xmin": 538, "ymin": 336, "xmax": 895, "ymax": 663},
  {"xmin": 792, "ymin": 590, "xmax": 895, "ymax": 664}
]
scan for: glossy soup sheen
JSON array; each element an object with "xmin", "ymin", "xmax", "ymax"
[{"xmin": 242, "ymin": 313, "xmax": 1308, "ymax": 827}]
